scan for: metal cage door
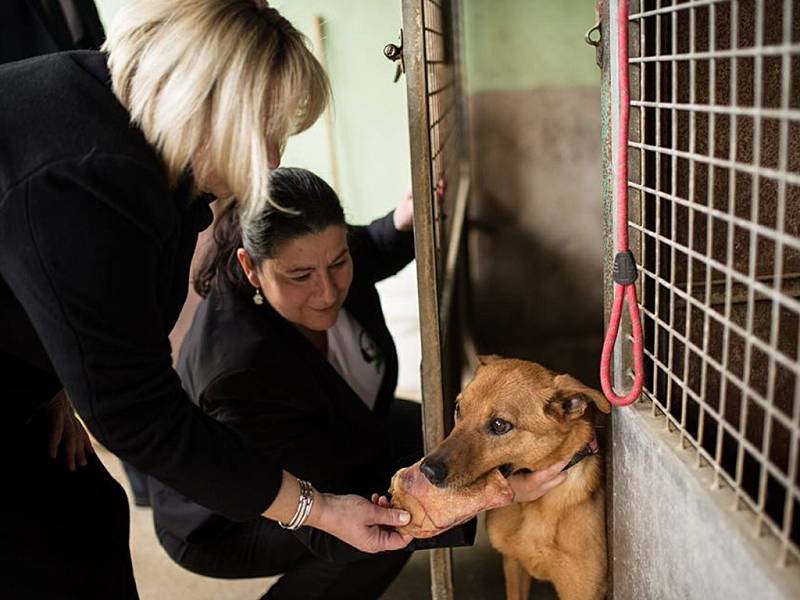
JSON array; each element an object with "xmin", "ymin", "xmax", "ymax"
[
  {"xmin": 400, "ymin": 0, "xmax": 471, "ymax": 597},
  {"xmin": 605, "ymin": 0, "xmax": 800, "ymax": 592}
]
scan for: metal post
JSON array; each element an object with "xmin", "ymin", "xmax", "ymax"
[
  {"xmin": 401, "ymin": 1, "xmax": 454, "ymax": 597},
  {"xmin": 601, "ymin": 1, "xmax": 618, "ymax": 598}
]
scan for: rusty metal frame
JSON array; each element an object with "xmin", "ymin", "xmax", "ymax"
[
  {"xmin": 401, "ymin": 0, "xmax": 470, "ymax": 597},
  {"xmin": 600, "ymin": 1, "xmax": 617, "ymax": 596},
  {"xmin": 604, "ymin": 2, "xmax": 644, "ymax": 597}
]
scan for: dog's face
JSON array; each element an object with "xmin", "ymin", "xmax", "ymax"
[{"xmin": 420, "ymin": 356, "xmax": 611, "ymax": 489}]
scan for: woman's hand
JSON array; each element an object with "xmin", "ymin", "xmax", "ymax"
[
  {"xmin": 392, "ymin": 188, "xmax": 414, "ymax": 232},
  {"xmin": 393, "ymin": 179, "xmax": 446, "ymax": 232},
  {"xmin": 508, "ymin": 460, "xmax": 570, "ymax": 503},
  {"xmin": 307, "ymin": 492, "xmax": 413, "ymax": 553},
  {"xmin": 44, "ymin": 390, "xmax": 94, "ymax": 471}
]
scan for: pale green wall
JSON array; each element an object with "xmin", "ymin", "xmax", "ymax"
[
  {"xmin": 271, "ymin": 0, "xmax": 411, "ymax": 225},
  {"xmin": 94, "ymin": 0, "xmax": 410, "ymax": 225},
  {"xmin": 463, "ymin": 0, "xmax": 599, "ymax": 92},
  {"xmin": 94, "ymin": 0, "xmax": 599, "ymax": 221}
]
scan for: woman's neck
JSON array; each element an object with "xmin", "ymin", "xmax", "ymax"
[{"xmin": 295, "ymin": 324, "xmax": 328, "ymax": 355}]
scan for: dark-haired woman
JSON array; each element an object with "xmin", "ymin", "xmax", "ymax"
[
  {"xmin": 149, "ymin": 168, "xmax": 569, "ymax": 598},
  {"xmin": 150, "ymin": 167, "xmax": 425, "ymax": 598}
]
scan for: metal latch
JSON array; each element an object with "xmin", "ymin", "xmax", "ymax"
[
  {"xmin": 585, "ymin": 20, "xmax": 603, "ymax": 68},
  {"xmin": 383, "ymin": 29, "xmax": 404, "ymax": 83},
  {"xmin": 585, "ymin": 0, "xmax": 604, "ymax": 68}
]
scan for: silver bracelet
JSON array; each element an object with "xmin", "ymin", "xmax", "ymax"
[{"xmin": 278, "ymin": 479, "xmax": 314, "ymax": 530}]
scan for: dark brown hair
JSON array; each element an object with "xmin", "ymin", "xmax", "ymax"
[{"xmin": 194, "ymin": 167, "xmax": 345, "ymax": 297}]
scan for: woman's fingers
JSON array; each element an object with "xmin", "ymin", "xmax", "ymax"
[
  {"xmin": 531, "ymin": 470, "xmax": 567, "ymax": 495},
  {"xmin": 82, "ymin": 424, "xmax": 94, "ymax": 455},
  {"xmin": 74, "ymin": 420, "xmax": 89, "ymax": 468},
  {"xmin": 369, "ymin": 493, "xmax": 391, "ymax": 508},
  {"xmin": 45, "ymin": 391, "xmax": 69, "ymax": 460},
  {"xmin": 314, "ymin": 493, "xmax": 413, "ymax": 554},
  {"xmin": 75, "ymin": 444, "xmax": 87, "ymax": 469},
  {"xmin": 375, "ymin": 529, "xmax": 413, "ymax": 552},
  {"xmin": 435, "ymin": 178, "xmax": 446, "ymax": 200},
  {"xmin": 509, "ymin": 459, "xmax": 571, "ymax": 503},
  {"xmin": 48, "ymin": 412, "xmax": 64, "ymax": 459},
  {"xmin": 539, "ymin": 472, "xmax": 567, "ymax": 492},
  {"xmin": 64, "ymin": 418, "xmax": 78, "ymax": 471},
  {"xmin": 541, "ymin": 459, "xmax": 571, "ymax": 477},
  {"xmin": 526, "ymin": 460, "xmax": 570, "ymax": 486},
  {"xmin": 368, "ymin": 502, "xmax": 411, "ymax": 528},
  {"xmin": 45, "ymin": 390, "xmax": 92, "ymax": 470},
  {"xmin": 79, "ymin": 421, "xmax": 94, "ymax": 460}
]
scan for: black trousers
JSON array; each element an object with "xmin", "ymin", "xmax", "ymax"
[
  {"xmin": 3, "ymin": 414, "xmax": 138, "ymax": 600},
  {"xmin": 158, "ymin": 521, "xmax": 411, "ymax": 600},
  {"xmin": 156, "ymin": 399, "xmax": 424, "ymax": 600}
]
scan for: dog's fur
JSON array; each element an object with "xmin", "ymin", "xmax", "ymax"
[{"xmin": 420, "ymin": 356, "xmax": 610, "ymax": 600}]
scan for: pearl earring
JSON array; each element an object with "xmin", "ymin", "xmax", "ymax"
[{"xmin": 253, "ymin": 288, "xmax": 264, "ymax": 305}]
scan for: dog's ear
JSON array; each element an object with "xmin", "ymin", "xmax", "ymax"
[
  {"xmin": 477, "ymin": 354, "xmax": 504, "ymax": 366},
  {"xmin": 546, "ymin": 393, "xmax": 593, "ymax": 420},
  {"xmin": 553, "ymin": 373, "xmax": 611, "ymax": 414}
]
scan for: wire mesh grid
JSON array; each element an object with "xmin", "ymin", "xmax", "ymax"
[
  {"xmin": 625, "ymin": 0, "xmax": 800, "ymax": 566},
  {"xmin": 422, "ymin": 0, "xmax": 462, "ymax": 276}
]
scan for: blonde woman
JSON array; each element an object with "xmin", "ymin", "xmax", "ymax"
[{"xmin": 0, "ymin": 2, "xmax": 411, "ymax": 598}]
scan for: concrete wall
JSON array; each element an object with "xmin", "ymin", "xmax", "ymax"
[
  {"xmin": 613, "ymin": 404, "xmax": 800, "ymax": 599},
  {"xmin": 463, "ymin": 0, "xmax": 604, "ymax": 386}
]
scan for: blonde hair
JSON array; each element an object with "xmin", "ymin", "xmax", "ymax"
[{"xmin": 103, "ymin": 0, "xmax": 330, "ymax": 216}]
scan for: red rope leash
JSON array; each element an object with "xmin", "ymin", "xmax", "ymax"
[{"xmin": 599, "ymin": 0, "xmax": 644, "ymax": 406}]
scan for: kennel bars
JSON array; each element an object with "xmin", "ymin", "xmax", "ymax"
[
  {"xmin": 399, "ymin": 0, "xmax": 471, "ymax": 598},
  {"xmin": 607, "ymin": 0, "xmax": 800, "ymax": 575}
]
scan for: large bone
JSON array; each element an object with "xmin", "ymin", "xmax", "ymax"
[{"xmin": 389, "ymin": 461, "xmax": 515, "ymax": 538}]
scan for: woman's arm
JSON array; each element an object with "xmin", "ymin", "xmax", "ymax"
[
  {"xmin": 348, "ymin": 181, "xmax": 445, "ymax": 284},
  {"xmin": 2, "ymin": 158, "xmax": 412, "ymax": 554},
  {"xmin": 202, "ymin": 371, "xmax": 388, "ymax": 496},
  {"xmin": 349, "ymin": 211, "xmax": 415, "ymax": 285},
  {"xmin": 0, "ymin": 158, "xmax": 282, "ymax": 520},
  {"xmin": 201, "ymin": 373, "xmax": 414, "ymax": 552}
]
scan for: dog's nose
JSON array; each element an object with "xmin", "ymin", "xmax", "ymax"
[{"xmin": 420, "ymin": 457, "xmax": 449, "ymax": 485}]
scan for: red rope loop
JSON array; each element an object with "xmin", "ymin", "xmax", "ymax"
[
  {"xmin": 599, "ymin": 0, "xmax": 645, "ymax": 407},
  {"xmin": 601, "ymin": 284, "xmax": 644, "ymax": 405}
]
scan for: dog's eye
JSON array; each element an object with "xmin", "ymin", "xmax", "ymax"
[
  {"xmin": 489, "ymin": 417, "xmax": 513, "ymax": 435},
  {"xmin": 454, "ymin": 402, "xmax": 461, "ymax": 421}
]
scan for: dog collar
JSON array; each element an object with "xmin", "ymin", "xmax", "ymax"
[{"xmin": 561, "ymin": 431, "xmax": 600, "ymax": 472}]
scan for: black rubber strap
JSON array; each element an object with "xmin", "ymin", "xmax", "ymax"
[
  {"xmin": 561, "ymin": 438, "xmax": 601, "ymax": 472},
  {"xmin": 613, "ymin": 250, "xmax": 638, "ymax": 285}
]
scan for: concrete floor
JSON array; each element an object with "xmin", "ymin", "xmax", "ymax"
[{"xmin": 99, "ymin": 446, "xmax": 557, "ymax": 599}]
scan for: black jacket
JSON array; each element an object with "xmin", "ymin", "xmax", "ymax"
[
  {"xmin": 0, "ymin": 0, "xmax": 105, "ymax": 64},
  {"xmin": 152, "ymin": 212, "xmax": 416, "ymax": 542},
  {"xmin": 0, "ymin": 51, "xmax": 281, "ymax": 520}
]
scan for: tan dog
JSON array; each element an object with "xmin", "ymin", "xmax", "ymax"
[{"xmin": 410, "ymin": 356, "xmax": 610, "ymax": 600}]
